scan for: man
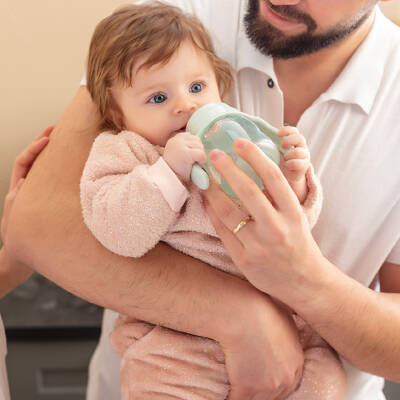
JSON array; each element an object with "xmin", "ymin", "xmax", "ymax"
[{"xmin": 5, "ymin": 1, "xmax": 400, "ymax": 399}]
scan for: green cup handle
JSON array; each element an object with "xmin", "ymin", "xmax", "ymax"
[
  {"xmin": 191, "ymin": 163, "xmax": 210, "ymax": 190},
  {"xmin": 247, "ymin": 115, "xmax": 286, "ymax": 154}
]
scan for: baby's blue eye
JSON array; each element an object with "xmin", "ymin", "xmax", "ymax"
[
  {"xmin": 149, "ymin": 93, "xmax": 167, "ymax": 104},
  {"xmin": 190, "ymin": 83, "xmax": 203, "ymax": 93}
]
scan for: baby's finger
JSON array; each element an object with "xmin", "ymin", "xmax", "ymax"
[
  {"xmin": 280, "ymin": 133, "xmax": 307, "ymax": 149},
  {"xmin": 284, "ymin": 159, "xmax": 309, "ymax": 172},
  {"xmin": 178, "ymin": 131, "xmax": 200, "ymax": 140},
  {"xmin": 191, "ymin": 148, "xmax": 207, "ymax": 165},
  {"xmin": 172, "ymin": 131, "xmax": 192, "ymax": 141},
  {"xmin": 178, "ymin": 133, "xmax": 204, "ymax": 148},
  {"xmin": 187, "ymin": 137, "xmax": 205, "ymax": 149},
  {"xmin": 283, "ymin": 147, "xmax": 309, "ymax": 161},
  {"xmin": 277, "ymin": 126, "xmax": 299, "ymax": 137}
]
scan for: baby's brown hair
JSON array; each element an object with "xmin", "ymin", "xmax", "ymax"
[{"xmin": 86, "ymin": 2, "xmax": 233, "ymax": 132}]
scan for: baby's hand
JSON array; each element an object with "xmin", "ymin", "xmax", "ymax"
[
  {"xmin": 163, "ymin": 132, "xmax": 206, "ymax": 182},
  {"xmin": 278, "ymin": 126, "xmax": 310, "ymax": 184}
]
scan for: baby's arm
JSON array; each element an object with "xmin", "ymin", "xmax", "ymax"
[{"xmin": 80, "ymin": 131, "xmax": 194, "ymax": 258}]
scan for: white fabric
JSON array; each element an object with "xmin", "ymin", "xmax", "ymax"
[
  {"xmin": 86, "ymin": 2, "xmax": 400, "ymax": 399},
  {"xmin": 0, "ymin": 315, "xmax": 10, "ymax": 400},
  {"xmin": 148, "ymin": 157, "xmax": 189, "ymax": 212},
  {"xmin": 86, "ymin": 310, "xmax": 120, "ymax": 400}
]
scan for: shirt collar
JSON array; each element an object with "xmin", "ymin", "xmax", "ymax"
[
  {"xmin": 319, "ymin": 7, "xmax": 388, "ymax": 115},
  {"xmin": 235, "ymin": 6, "xmax": 390, "ymax": 115},
  {"xmin": 235, "ymin": 1, "xmax": 276, "ymax": 80}
]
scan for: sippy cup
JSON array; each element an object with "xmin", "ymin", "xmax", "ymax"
[{"xmin": 187, "ymin": 102, "xmax": 285, "ymax": 198}]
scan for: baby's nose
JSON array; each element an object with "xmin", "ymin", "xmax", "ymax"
[{"xmin": 173, "ymin": 98, "xmax": 197, "ymax": 115}]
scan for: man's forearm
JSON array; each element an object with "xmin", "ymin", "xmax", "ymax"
[
  {"xmin": 6, "ymin": 87, "xmax": 267, "ymax": 345},
  {"xmin": 287, "ymin": 257, "xmax": 400, "ymax": 381}
]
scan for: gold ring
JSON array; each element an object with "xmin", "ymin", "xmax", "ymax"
[{"xmin": 232, "ymin": 216, "xmax": 252, "ymax": 234}]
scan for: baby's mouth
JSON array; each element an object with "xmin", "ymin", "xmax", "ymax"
[{"xmin": 174, "ymin": 125, "xmax": 187, "ymax": 134}]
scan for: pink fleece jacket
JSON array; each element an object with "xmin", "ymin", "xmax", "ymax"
[{"xmin": 80, "ymin": 130, "xmax": 346, "ymax": 400}]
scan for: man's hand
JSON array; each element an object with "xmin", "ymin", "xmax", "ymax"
[
  {"xmin": 203, "ymin": 138, "xmax": 324, "ymax": 305},
  {"xmin": 163, "ymin": 132, "xmax": 206, "ymax": 181},
  {"xmin": 221, "ymin": 295, "xmax": 304, "ymax": 400},
  {"xmin": 2, "ymin": 125, "xmax": 52, "ymax": 243},
  {"xmin": 0, "ymin": 125, "xmax": 52, "ymax": 297}
]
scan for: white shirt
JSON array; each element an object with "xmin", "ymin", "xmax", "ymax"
[{"xmin": 87, "ymin": 2, "xmax": 400, "ymax": 399}]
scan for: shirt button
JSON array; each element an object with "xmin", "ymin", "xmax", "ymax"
[{"xmin": 267, "ymin": 78, "xmax": 274, "ymax": 88}]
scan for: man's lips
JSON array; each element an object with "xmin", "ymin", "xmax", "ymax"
[
  {"xmin": 260, "ymin": 1, "xmax": 306, "ymax": 32},
  {"xmin": 269, "ymin": 6, "xmax": 294, "ymax": 23}
]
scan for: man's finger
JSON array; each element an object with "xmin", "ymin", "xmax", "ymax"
[
  {"xmin": 10, "ymin": 125, "xmax": 53, "ymax": 189},
  {"xmin": 203, "ymin": 186, "xmax": 247, "ymax": 258},
  {"xmin": 1, "ymin": 179, "xmax": 25, "ymax": 241},
  {"xmin": 207, "ymin": 149, "xmax": 277, "ymax": 222},
  {"xmin": 233, "ymin": 139, "xmax": 301, "ymax": 217},
  {"xmin": 10, "ymin": 136, "xmax": 49, "ymax": 190},
  {"xmin": 5, "ymin": 179, "xmax": 24, "ymax": 208},
  {"xmin": 33, "ymin": 125, "xmax": 54, "ymax": 142}
]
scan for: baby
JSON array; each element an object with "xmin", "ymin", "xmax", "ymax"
[{"xmin": 80, "ymin": 2, "xmax": 346, "ymax": 399}]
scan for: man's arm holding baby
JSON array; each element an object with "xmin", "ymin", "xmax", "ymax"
[{"xmin": 5, "ymin": 87, "xmax": 303, "ymax": 399}]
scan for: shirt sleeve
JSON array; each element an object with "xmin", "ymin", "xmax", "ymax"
[{"xmin": 80, "ymin": 131, "xmax": 189, "ymax": 258}]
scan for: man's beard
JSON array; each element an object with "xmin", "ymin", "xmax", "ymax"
[{"xmin": 244, "ymin": 0, "xmax": 377, "ymax": 59}]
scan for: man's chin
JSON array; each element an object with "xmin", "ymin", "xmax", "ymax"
[{"xmin": 245, "ymin": 0, "xmax": 376, "ymax": 59}]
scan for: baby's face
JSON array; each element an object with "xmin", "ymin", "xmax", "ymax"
[{"xmin": 112, "ymin": 41, "xmax": 222, "ymax": 146}]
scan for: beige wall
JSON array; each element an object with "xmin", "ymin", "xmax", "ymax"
[
  {"xmin": 380, "ymin": 1, "xmax": 400, "ymax": 25},
  {"xmin": 0, "ymin": 0, "xmax": 126, "ymax": 245},
  {"xmin": 0, "ymin": 1, "xmax": 399, "ymax": 245}
]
